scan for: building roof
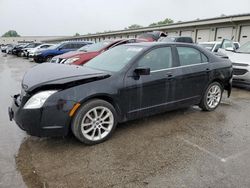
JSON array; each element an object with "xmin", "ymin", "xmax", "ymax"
[{"xmin": 43, "ymin": 13, "xmax": 250, "ymax": 42}]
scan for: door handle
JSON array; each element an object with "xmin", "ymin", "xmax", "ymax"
[
  {"xmin": 206, "ymin": 68, "xmax": 210, "ymax": 72},
  {"xmin": 166, "ymin": 72, "xmax": 173, "ymax": 79}
]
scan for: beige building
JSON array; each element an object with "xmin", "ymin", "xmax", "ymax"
[
  {"xmin": 43, "ymin": 13, "xmax": 250, "ymax": 45},
  {"xmin": 0, "ymin": 36, "xmax": 69, "ymax": 45}
]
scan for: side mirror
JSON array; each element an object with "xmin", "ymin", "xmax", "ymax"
[
  {"xmin": 134, "ymin": 67, "xmax": 150, "ymax": 76},
  {"xmin": 225, "ymin": 47, "xmax": 235, "ymax": 52}
]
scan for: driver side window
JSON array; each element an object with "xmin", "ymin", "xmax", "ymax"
[{"xmin": 138, "ymin": 47, "xmax": 172, "ymax": 71}]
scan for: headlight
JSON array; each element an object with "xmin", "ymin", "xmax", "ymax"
[
  {"xmin": 64, "ymin": 57, "xmax": 80, "ymax": 64},
  {"xmin": 23, "ymin": 90, "xmax": 57, "ymax": 109}
]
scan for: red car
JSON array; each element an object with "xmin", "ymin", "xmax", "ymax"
[{"xmin": 51, "ymin": 39, "xmax": 146, "ymax": 65}]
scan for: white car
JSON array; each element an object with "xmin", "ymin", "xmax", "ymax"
[
  {"xmin": 227, "ymin": 41, "xmax": 250, "ymax": 86},
  {"xmin": 199, "ymin": 41, "xmax": 222, "ymax": 52},
  {"xmin": 199, "ymin": 39, "xmax": 239, "ymax": 53},
  {"xmin": 28, "ymin": 43, "xmax": 54, "ymax": 58}
]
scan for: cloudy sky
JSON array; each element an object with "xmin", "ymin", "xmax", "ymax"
[{"xmin": 0, "ymin": 0, "xmax": 250, "ymax": 36}]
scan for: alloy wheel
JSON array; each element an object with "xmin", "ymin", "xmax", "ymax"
[
  {"xmin": 80, "ymin": 106, "xmax": 114, "ymax": 141},
  {"xmin": 206, "ymin": 85, "xmax": 222, "ymax": 109}
]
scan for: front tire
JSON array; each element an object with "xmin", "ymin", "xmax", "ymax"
[
  {"xmin": 199, "ymin": 82, "xmax": 223, "ymax": 111},
  {"xmin": 71, "ymin": 99, "xmax": 117, "ymax": 145},
  {"xmin": 46, "ymin": 56, "xmax": 53, "ymax": 62}
]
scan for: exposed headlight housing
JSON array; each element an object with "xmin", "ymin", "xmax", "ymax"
[
  {"xmin": 23, "ymin": 90, "xmax": 57, "ymax": 109},
  {"xmin": 64, "ymin": 57, "xmax": 80, "ymax": 64}
]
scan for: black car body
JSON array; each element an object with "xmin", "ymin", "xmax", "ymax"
[
  {"xmin": 12, "ymin": 43, "xmax": 29, "ymax": 56},
  {"xmin": 9, "ymin": 42, "xmax": 233, "ymax": 144}
]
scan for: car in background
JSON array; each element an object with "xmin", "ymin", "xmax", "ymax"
[
  {"xmin": 12, "ymin": 43, "xmax": 30, "ymax": 56},
  {"xmin": 9, "ymin": 42, "xmax": 233, "ymax": 145},
  {"xmin": 138, "ymin": 31, "xmax": 167, "ymax": 42},
  {"xmin": 226, "ymin": 41, "xmax": 250, "ymax": 87},
  {"xmin": 51, "ymin": 39, "xmax": 145, "ymax": 65},
  {"xmin": 33, "ymin": 41, "xmax": 93, "ymax": 63},
  {"xmin": 6, "ymin": 44, "xmax": 15, "ymax": 54},
  {"xmin": 199, "ymin": 41, "xmax": 222, "ymax": 52},
  {"xmin": 199, "ymin": 39, "xmax": 238, "ymax": 53},
  {"xmin": 22, "ymin": 43, "xmax": 42, "ymax": 57},
  {"xmin": 158, "ymin": 36, "xmax": 194, "ymax": 43},
  {"xmin": 1, "ymin": 44, "xmax": 11, "ymax": 53},
  {"xmin": 28, "ymin": 43, "xmax": 54, "ymax": 58}
]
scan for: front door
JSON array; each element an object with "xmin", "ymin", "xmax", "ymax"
[{"xmin": 123, "ymin": 46, "xmax": 176, "ymax": 119}]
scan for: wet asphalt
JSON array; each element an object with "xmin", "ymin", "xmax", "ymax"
[{"xmin": 0, "ymin": 53, "xmax": 250, "ymax": 188}]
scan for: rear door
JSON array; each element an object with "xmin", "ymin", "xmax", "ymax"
[{"xmin": 171, "ymin": 46, "xmax": 210, "ymax": 105}]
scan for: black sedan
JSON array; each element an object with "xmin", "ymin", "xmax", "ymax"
[{"xmin": 9, "ymin": 42, "xmax": 233, "ymax": 145}]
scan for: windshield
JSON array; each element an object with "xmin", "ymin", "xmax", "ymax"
[
  {"xmin": 199, "ymin": 43, "xmax": 215, "ymax": 51},
  {"xmin": 237, "ymin": 41, "xmax": 250, "ymax": 53},
  {"xmin": 78, "ymin": 41, "xmax": 112, "ymax": 52},
  {"xmin": 85, "ymin": 45, "xmax": 145, "ymax": 72}
]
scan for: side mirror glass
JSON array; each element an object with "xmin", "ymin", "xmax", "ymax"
[{"xmin": 134, "ymin": 67, "xmax": 150, "ymax": 76}]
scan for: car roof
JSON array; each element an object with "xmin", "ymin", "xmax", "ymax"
[{"xmin": 124, "ymin": 42, "xmax": 197, "ymax": 47}]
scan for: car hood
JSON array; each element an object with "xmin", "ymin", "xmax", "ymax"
[
  {"xmin": 229, "ymin": 53, "xmax": 250, "ymax": 65},
  {"xmin": 22, "ymin": 63, "xmax": 110, "ymax": 93}
]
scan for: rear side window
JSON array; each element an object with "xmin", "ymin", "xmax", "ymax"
[
  {"xmin": 76, "ymin": 43, "xmax": 84, "ymax": 48},
  {"xmin": 138, "ymin": 47, "xmax": 172, "ymax": 71},
  {"xmin": 177, "ymin": 47, "xmax": 208, "ymax": 66},
  {"xmin": 61, "ymin": 43, "xmax": 72, "ymax": 49}
]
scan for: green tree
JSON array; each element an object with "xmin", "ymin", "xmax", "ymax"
[
  {"xmin": 149, "ymin": 18, "xmax": 174, "ymax": 27},
  {"xmin": 125, "ymin": 24, "xmax": 143, "ymax": 30},
  {"xmin": 74, "ymin": 33, "xmax": 80, "ymax": 36},
  {"xmin": 2, "ymin": 30, "xmax": 20, "ymax": 37}
]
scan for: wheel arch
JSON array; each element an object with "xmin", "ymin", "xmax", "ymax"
[{"xmin": 78, "ymin": 94, "xmax": 123, "ymax": 122}]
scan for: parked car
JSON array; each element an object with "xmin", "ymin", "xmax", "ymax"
[
  {"xmin": 12, "ymin": 43, "xmax": 30, "ymax": 56},
  {"xmin": 199, "ymin": 39, "xmax": 237, "ymax": 53},
  {"xmin": 1, "ymin": 44, "xmax": 10, "ymax": 53},
  {"xmin": 50, "ymin": 39, "xmax": 145, "ymax": 65},
  {"xmin": 158, "ymin": 36, "xmax": 194, "ymax": 43},
  {"xmin": 138, "ymin": 31, "xmax": 167, "ymax": 41},
  {"xmin": 33, "ymin": 41, "xmax": 93, "ymax": 63},
  {"xmin": 28, "ymin": 43, "xmax": 54, "ymax": 58},
  {"xmin": 226, "ymin": 41, "xmax": 250, "ymax": 86},
  {"xmin": 199, "ymin": 41, "xmax": 222, "ymax": 52},
  {"xmin": 9, "ymin": 42, "xmax": 233, "ymax": 145},
  {"xmin": 22, "ymin": 43, "xmax": 42, "ymax": 57},
  {"xmin": 6, "ymin": 44, "xmax": 15, "ymax": 54}
]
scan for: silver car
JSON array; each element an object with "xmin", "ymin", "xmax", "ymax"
[{"xmin": 228, "ymin": 41, "xmax": 250, "ymax": 86}]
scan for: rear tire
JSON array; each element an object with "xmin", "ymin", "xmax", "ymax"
[
  {"xmin": 71, "ymin": 99, "xmax": 117, "ymax": 145},
  {"xmin": 199, "ymin": 82, "xmax": 223, "ymax": 111}
]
